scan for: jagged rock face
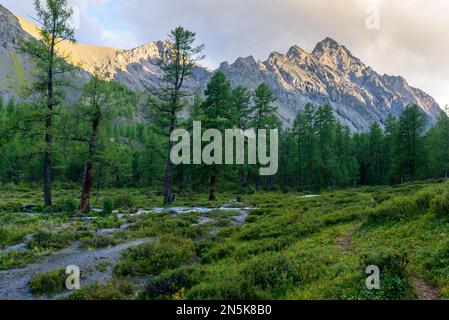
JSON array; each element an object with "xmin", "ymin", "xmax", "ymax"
[
  {"xmin": 97, "ymin": 41, "xmax": 211, "ymax": 93},
  {"xmin": 0, "ymin": 4, "xmax": 442, "ymax": 132},
  {"xmin": 0, "ymin": 6, "xmax": 34, "ymax": 102},
  {"xmin": 219, "ymin": 37, "xmax": 442, "ymax": 131}
]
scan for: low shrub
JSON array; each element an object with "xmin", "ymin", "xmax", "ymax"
[
  {"xmin": 0, "ymin": 251, "xmax": 36, "ymax": 270},
  {"xmin": 144, "ymin": 266, "xmax": 203, "ymax": 299},
  {"xmin": 186, "ymin": 279, "xmax": 267, "ymax": 300},
  {"xmin": 415, "ymin": 190, "xmax": 437, "ymax": 210},
  {"xmin": 103, "ymin": 197, "xmax": 113, "ymax": 214},
  {"xmin": 65, "ymin": 281, "xmax": 133, "ymax": 300},
  {"xmin": 429, "ymin": 193, "xmax": 449, "ymax": 218},
  {"xmin": 59, "ymin": 199, "xmax": 78, "ymax": 214},
  {"xmin": 113, "ymin": 194, "xmax": 134, "ymax": 210},
  {"xmin": 27, "ymin": 231, "xmax": 76, "ymax": 251},
  {"xmin": 359, "ymin": 252, "xmax": 415, "ymax": 300},
  {"xmin": 240, "ymin": 254, "xmax": 302, "ymax": 291},
  {"xmin": 80, "ymin": 235, "xmax": 118, "ymax": 250},
  {"xmin": 29, "ymin": 269, "xmax": 67, "ymax": 296},
  {"xmin": 365, "ymin": 196, "xmax": 420, "ymax": 224},
  {"xmin": 114, "ymin": 236, "xmax": 195, "ymax": 276}
]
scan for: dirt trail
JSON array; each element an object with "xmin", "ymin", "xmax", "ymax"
[
  {"xmin": 412, "ymin": 277, "xmax": 440, "ymax": 301},
  {"xmin": 335, "ymin": 227, "xmax": 358, "ymax": 254},
  {"xmin": 0, "ymin": 238, "xmax": 152, "ymax": 300}
]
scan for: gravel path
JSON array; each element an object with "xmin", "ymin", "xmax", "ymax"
[{"xmin": 0, "ymin": 238, "xmax": 152, "ymax": 300}]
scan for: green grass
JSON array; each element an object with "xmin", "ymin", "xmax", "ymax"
[
  {"xmin": 1, "ymin": 180, "xmax": 449, "ymax": 300},
  {"xmin": 29, "ymin": 269, "xmax": 67, "ymax": 296}
]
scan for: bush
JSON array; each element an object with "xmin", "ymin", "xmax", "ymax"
[
  {"xmin": 27, "ymin": 231, "xmax": 75, "ymax": 251},
  {"xmin": 365, "ymin": 196, "xmax": 419, "ymax": 224},
  {"xmin": 80, "ymin": 235, "xmax": 117, "ymax": 250},
  {"xmin": 186, "ymin": 279, "xmax": 267, "ymax": 300},
  {"xmin": 103, "ymin": 197, "xmax": 113, "ymax": 214},
  {"xmin": 59, "ymin": 199, "xmax": 78, "ymax": 214},
  {"xmin": 144, "ymin": 267, "xmax": 203, "ymax": 299},
  {"xmin": 114, "ymin": 236, "xmax": 195, "ymax": 277},
  {"xmin": 0, "ymin": 251, "xmax": 36, "ymax": 270},
  {"xmin": 240, "ymin": 254, "xmax": 302, "ymax": 291},
  {"xmin": 415, "ymin": 190, "xmax": 437, "ymax": 210},
  {"xmin": 359, "ymin": 252, "xmax": 415, "ymax": 300},
  {"xmin": 246, "ymin": 187, "xmax": 256, "ymax": 195},
  {"xmin": 65, "ymin": 281, "xmax": 133, "ymax": 300},
  {"xmin": 0, "ymin": 227, "xmax": 10, "ymax": 247},
  {"xmin": 113, "ymin": 193, "xmax": 134, "ymax": 210},
  {"xmin": 430, "ymin": 194, "xmax": 449, "ymax": 218},
  {"xmin": 29, "ymin": 269, "xmax": 67, "ymax": 296}
]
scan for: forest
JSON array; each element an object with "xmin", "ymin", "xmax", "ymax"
[{"xmin": 0, "ymin": 0, "xmax": 448, "ymax": 210}]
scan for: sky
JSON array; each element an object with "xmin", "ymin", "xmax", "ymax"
[{"xmin": 2, "ymin": 0, "xmax": 448, "ymax": 108}]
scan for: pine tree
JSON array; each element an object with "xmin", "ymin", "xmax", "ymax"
[
  {"xmin": 394, "ymin": 105, "xmax": 428, "ymax": 182},
  {"xmin": 201, "ymin": 72, "xmax": 232, "ymax": 201},
  {"xmin": 314, "ymin": 104, "xmax": 336, "ymax": 187},
  {"xmin": 231, "ymin": 85, "xmax": 252, "ymax": 190},
  {"xmin": 250, "ymin": 83, "xmax": 278, "ymax": 190},
  {"xmin": 17, "ymin": 0, "xmax": 77, "ymax": 207},
  {"xmin": 293, "ymin": 112, "xmax": 303, "ymax": 188},
  {"xmin": 145, "ymin": 26, "xmax": 204, "ymax": 205},
  {"xmin": 430, "ymin": 109, "xmax": 449, "ymax": 178}
]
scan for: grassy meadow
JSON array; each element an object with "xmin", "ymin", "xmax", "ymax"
[{"xmin": 1, "ymin": 180, "xmax": 449, "ymax": 300}]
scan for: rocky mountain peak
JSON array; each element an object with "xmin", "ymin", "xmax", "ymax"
[
  {"xmin": 312, "ymin": 37, "xmax": 365, "ymax": 73},
  {"xmin": 286, "ymin": 45, "xmax": 310, "ymax": 61}
]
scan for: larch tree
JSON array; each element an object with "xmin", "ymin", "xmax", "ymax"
[
  {"xmin": 17, "ymin": 0, "xmax": 77, "ymax": 206},
  {"xmin": 250, "ymin": 83, "xmax": 278, "ymax": 190},
  {"xmin": 145, "ymin": 27, "xmax": 204, "ymax": 205},
  {"xmin": 201, "ymin": 72, "xmax": 233, "ymax": 201},
  {"xmin": 394, "ymin": 105, "xmax": 428, "ymax": 182}
]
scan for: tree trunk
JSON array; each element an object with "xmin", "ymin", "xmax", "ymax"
[
  {"xmin": 79, "ymin": 161, "xmax": 93, "ymax": 214},
  {"xmin": 79, "ymin": 115, "xmax": 100, "ymax": 214},
  {"xmin": 163, "ymin": 111, "xmax": 176, "ymax": 205},
  {"xmin": 44, "ymin": 89, "xmax": 53, "ymax": 207},
  {"xmin": 209, "ymin": 165, "xmax": 217, "ymax": 201},
  {"xmin": 239, "ymin": 167, "xmax": 245, "ymax": 191},
  {"xmin": 44, "ymin": 28, "xmax": 56, "ymax": 207}
]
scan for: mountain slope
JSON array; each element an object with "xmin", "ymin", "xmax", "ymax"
[
  {"xmin": 218, "ymin": 38, "xmax": 442, "ymax": 131},
  {"xmin": 0, "ymin": 4, "xmax": 442, "ymax": 132},
  {"xmin": 0, "ymin": 6, "xmax": 34, "ymax": 102}
]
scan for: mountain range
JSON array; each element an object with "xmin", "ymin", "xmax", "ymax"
[{"xmin": 0, "ymin": 4, "xmax": 442, "ymax": 132}]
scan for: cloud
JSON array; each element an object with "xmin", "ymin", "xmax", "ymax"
[{"xmin": 2, "ymin": 0, "xmax": 448, "ymax": 106}]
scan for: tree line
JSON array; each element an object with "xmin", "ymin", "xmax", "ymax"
[{"xmin": 1, "ymin": 0, "xmax": 449, "ymax": 212}]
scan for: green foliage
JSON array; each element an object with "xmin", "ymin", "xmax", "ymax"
[
  {"xmin": 113, "ymin": 193, "xmax": 134, "ymax": 210},
  {"xmin": 365, "ymin": 196, "xmax": 420, "ymax": 224},
  {"xmin": 360, "ymin": 253, "xmax": 415, "ymax": 300},
  {"xmin": 114, "ymin": 236, "xmax": 195, "ymax": 276},
  {"xmin": 65, "ymin": 280, "xmax": 134, "ymax": 300},
  {"xmin": 0, "ymin": 251, "xmax": 36, "ymax": 270},
  {"xmin": 430, "ymin": 193, "xmax": 449, "ymax": 218},
  {"xmin": 102, "ymin": 197, "xmax": 113, "ymax": 214},
  {"xmin": 29, "ymin": 269, "xmax": 67, "ymax": 296},
  {"xmin": 27, "ymin": 230, "xmax": 76, "ymax": 251},
  {"xmin": 143, "ymin": 266, "xmax": 204, "ymax": 299},
  {"xmin": 59, "ymin": 198, "xmax": 77, "ymax": 214}
]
